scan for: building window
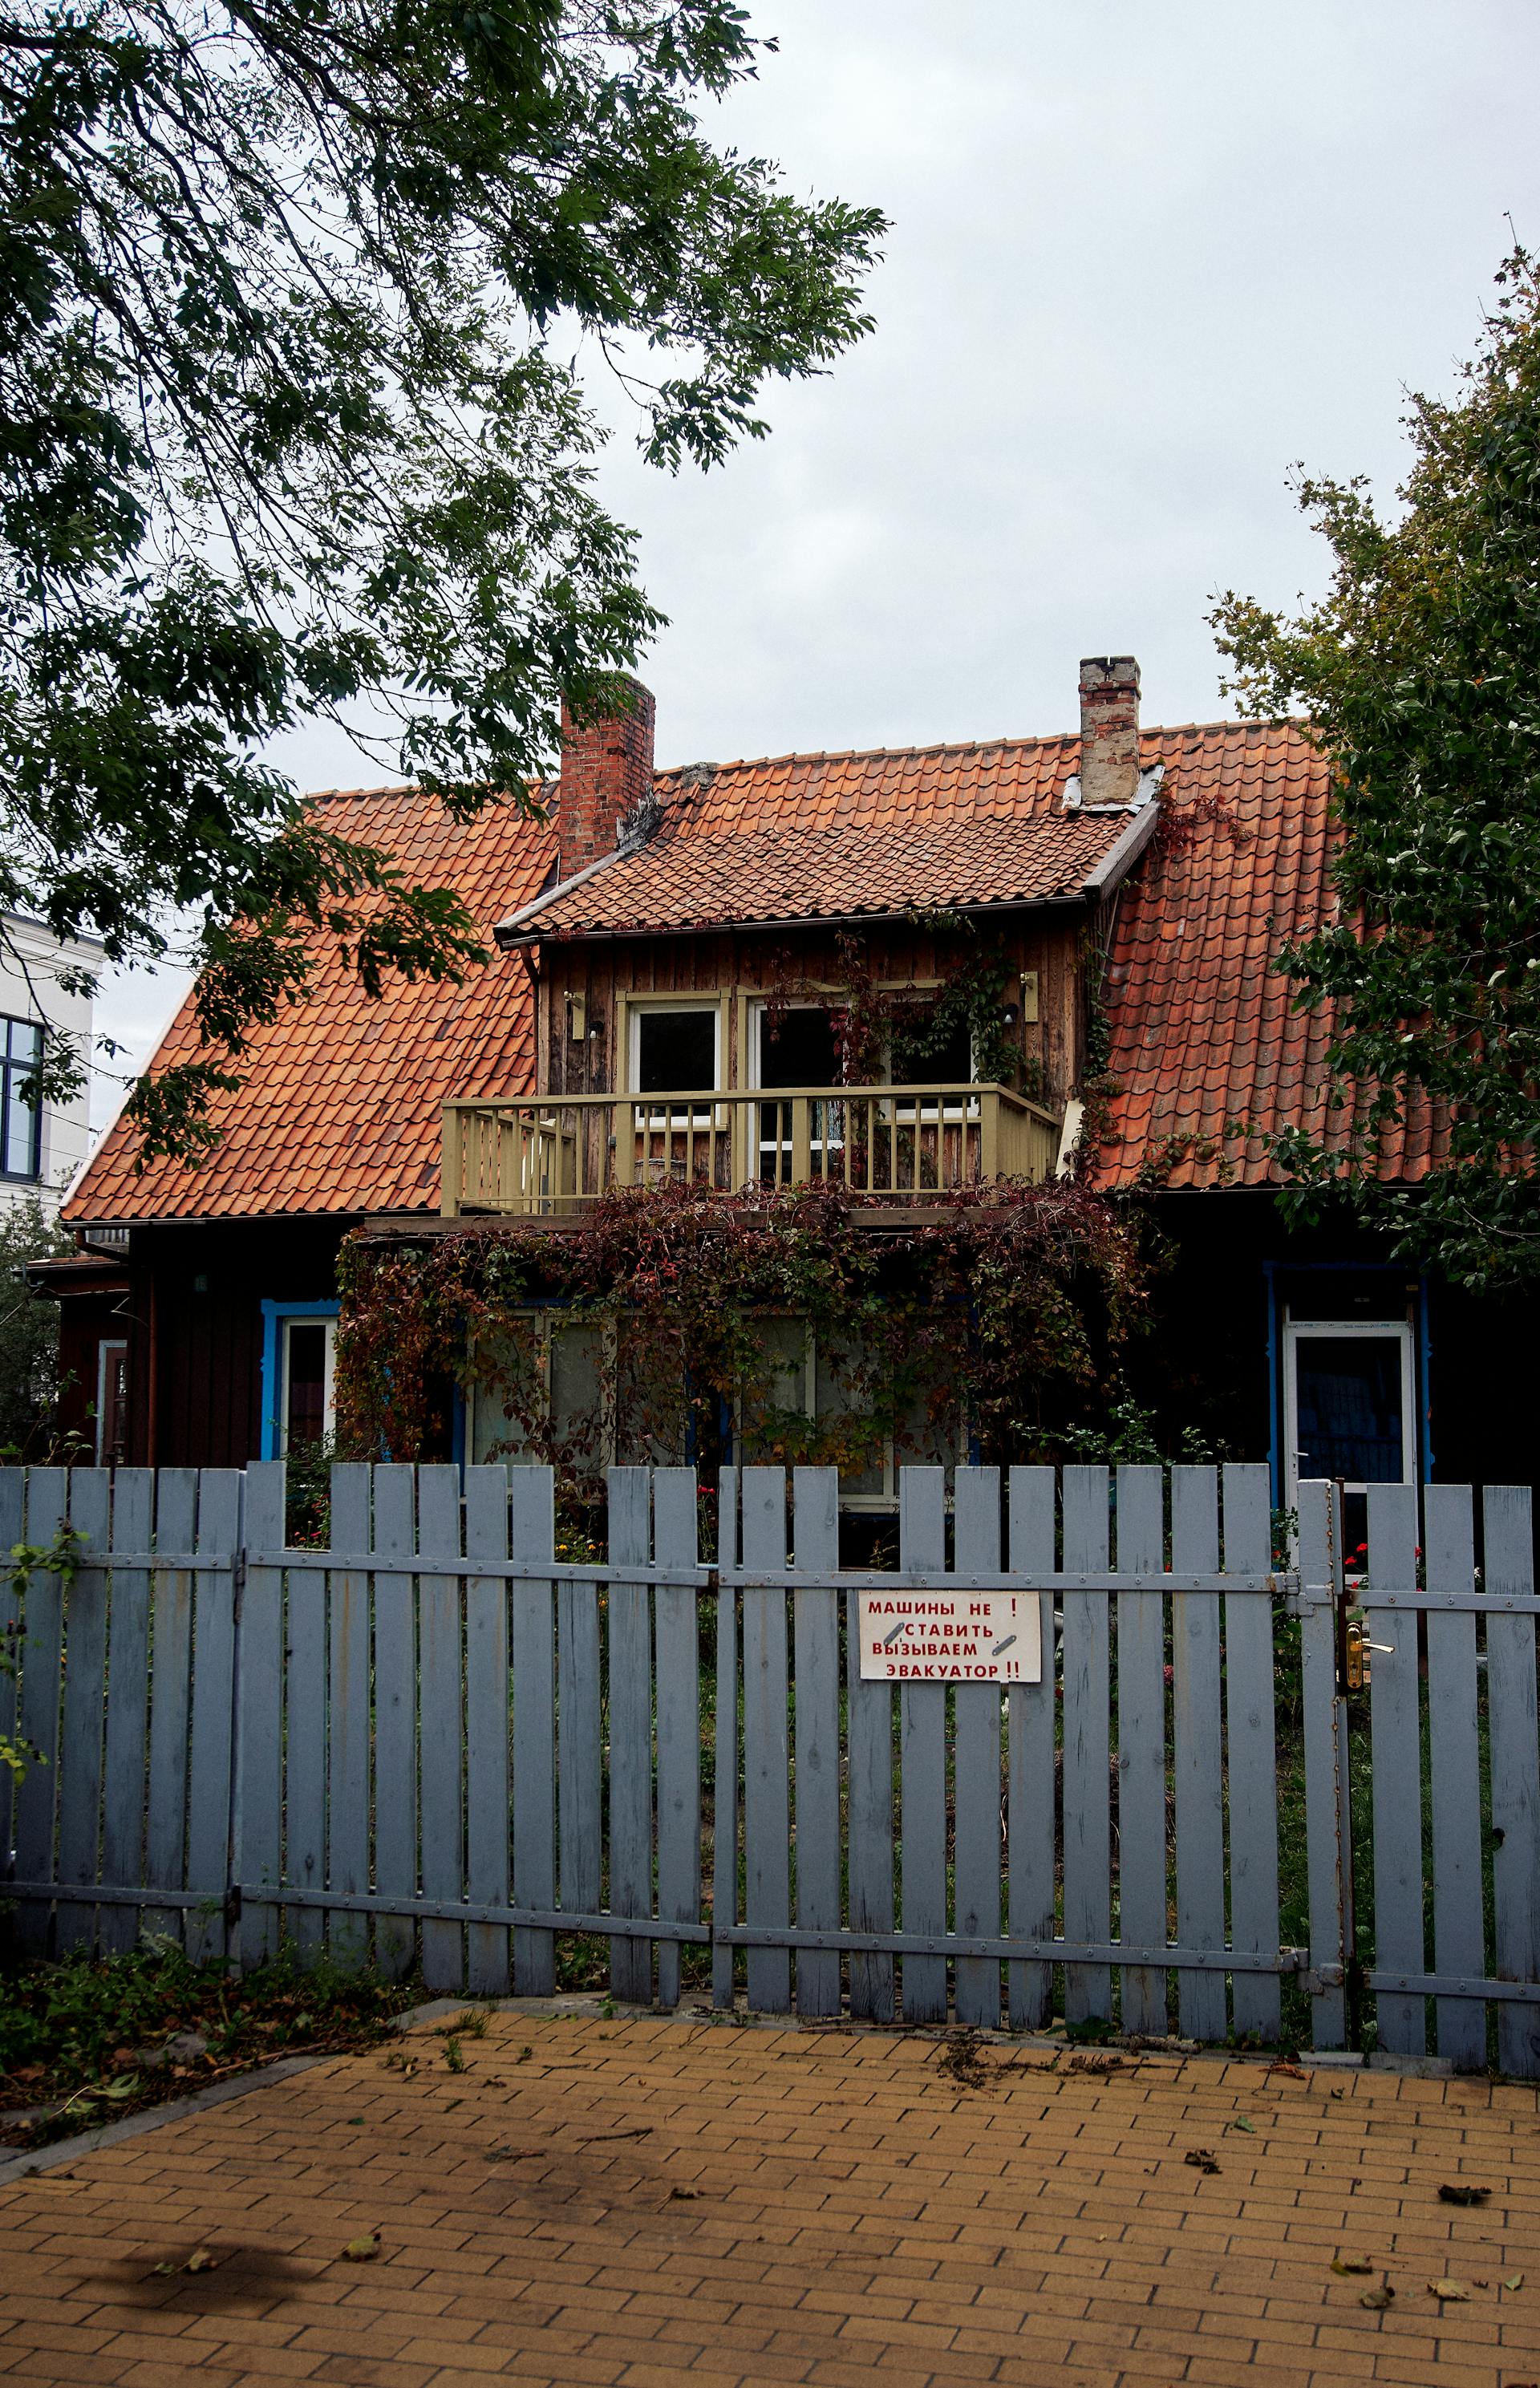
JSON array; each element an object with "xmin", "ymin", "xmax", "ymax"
[
  {"xmin": 95, "ymin": 1338, "xmax": 128, "ymax": 1465},
  {"xmin": 0, "ymin": 1017, "xmax": 43, "ymax": 1179},
  {"xmin": 1283, "ymin": 1317, "xmax": 1416, "ymax": 1563},
  {"xmin": 259, "ymin": 1300, "xmax": 338, "ymax": 1460},
  {"xmin": 629, "ymin": 1002, "xmax": 719, "ymax": 1098}
]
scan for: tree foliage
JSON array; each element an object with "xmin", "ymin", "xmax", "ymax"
[
  {"xmin": 1213, "ymin": 252, "xmax": 1540, "ymax": 1285},
  {"xmin": 0, "ymin": 0, "xmax": 884, "ymax": 1159}
]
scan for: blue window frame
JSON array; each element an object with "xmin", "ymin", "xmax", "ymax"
[
  {"xmin": 0, "ymin": 1016, "xmax": 43, "ymax": 1180},
  {"xmin": 259, "ymin": 1299, "xmax": 340, "ymax": 1462}
]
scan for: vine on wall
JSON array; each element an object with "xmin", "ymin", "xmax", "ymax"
[
  {"xmin": 763, "ymin": 915, "xmax": 1029, "ymax": 1092},
  {"xmin": 334, "ymin": 1178, "xmax": 1151, "ymax": 1503}
]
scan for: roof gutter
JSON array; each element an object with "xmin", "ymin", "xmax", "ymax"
[{"xmin": 495, "ymin": 889, "xmax": 1104, "ymax": 951}]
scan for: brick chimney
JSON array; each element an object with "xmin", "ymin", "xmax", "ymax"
[
  {"xmin": 557, "ymin": 677, "xmax": 657, "ymax": 879},
  {"xmin": 1077, "ymin": 656, "xmax": 1141, "ymax": 808}
]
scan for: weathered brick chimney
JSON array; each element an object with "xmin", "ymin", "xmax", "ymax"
[
  {"xmin": 557, "ymin": 677, "xmax": 657, "ymax": 879},
  {"xmin": 1077, "ymin": 656, "xmax": 1141, "ymax": 808}
]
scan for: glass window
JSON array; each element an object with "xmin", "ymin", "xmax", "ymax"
[
  {"xmin": 282, "ymin": 1317, "xmax": 334, "ymax": 1452},
  {"xmin": 0, "ymin": 1016, "xmax": 43, "ymax": 1178},
  {"xmin": 634, "ymin": 1008, "xmax": 717, "ymax": 1095},
  {"xmin": 1294, "ymin": 1336, "xmax": 1405, "ymax": 1484},
  {"xmin": 759, "ymin": 1008, "xmax": 837, "ymax": 1089},
  {"xmin": 96, "ymin": 1339, "xmax": 128, "ymax": 1465},
  {"xmin": 892, "ymin": 1010, "xmax": 971, "ymax": 1087}
]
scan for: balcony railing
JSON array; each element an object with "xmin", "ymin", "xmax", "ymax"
[{"xmin": 441, "ymin": 1085, "xmax": 1063, "ymax": 1218}]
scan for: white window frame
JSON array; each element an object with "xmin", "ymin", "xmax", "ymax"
[
  {"xmin": 746, "ymin": 996, "xmax": 847, "ymax": 1171},
  {"xmin": 1282, "ymin": 1317, "xmax": 1417, "ymax": 1517},
  {"xmin": 280, "ymin": 1315, "xmax": 335, "ymax": 1455},
  {"xmin": 95, "ymin": 1337, "xmax": 128, "ymax": 1464},
  {"xmin": 622, "ymin": 995, "xmax": 723, "ymax": 1127}
]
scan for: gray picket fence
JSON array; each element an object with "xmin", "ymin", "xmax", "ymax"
[{"xmin": 2, "ymin": 1461, "xmax": 1537, "ymax": 2065}]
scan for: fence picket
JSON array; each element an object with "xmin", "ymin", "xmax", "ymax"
[
  {"xmin": 846, "ymin": 1518, "xmax": 895, "ymax": 2024},
  {"xmin": 326, "ymin": 1466, "xmax": 373, "ymax": 1971},
  {"xmin": 1062, "ymin": 1465, "xmax": 1112, "ymax": 2024},
  {"xmin": 1299, "ymin": 1479, "xmax": 1348, "ymax": 2049},
  {"xmin": 237, "ymin": 1462, "xmax": 287, "ymax": 1964},
  {"xmin": 953, "ymin": 1468, "xmax": 1002, "ymax": 2029},
  {"xmin": 898, "ymin": 1468, "xmax": 948, "ymax": 2025},
  {"xmin": 1007, "ymin": 1466, "xmax": 1056, "ymax": 2029},
  {"xmin": 99, "ymin": 1473, "xmax": 151, "ymax": 1957},
  {"xmin": 743, "ymin": 1467, "xmax": 792, "ymax": 2015},
  {"xmin": 510, "ymin": 1466, "xmax": 556, "ymax": 1996},
  {"xmin": 712, "ymin": 1469, "xmax": 740, "ymax": 2011},
  {"xmin": 1173, "ymin": 1466, "xmax": 1226, "ymax": 2041},
  {"xmin": 558, "ymin": 1494, "xmax": 602, "ymax": 1932},
  {"xmin": 1366, "ymin": 1481, "xmax": 1425, "ymax": 2057},
  {"xmin": 0, "ymin": 1470, "xmax": 22, "ymax": 1883},
  {"xmin": 654, "ymin": 1467, "xmax": 700, "ymax": 2010},
  {"xmin": 607, "ymin": 1466, "xmax": 654, "ymax": 2001},
  {"xmin": 144, "ymin": 1469, "xmax": 197, "ymax": 1948},
  {"xmin": 14, "ymin": 1470, "xmax": 67, "ymax": 1956},
  {"xmin": 371, "ymin": 1465, "xmax": 419, "ymax": 1981},
  {"xmin": 792, "ymin": 1468, "xmax": 841, "ymax": 2018},
  {"xmin": 464, "ymin": 1465, "xmax": 512, "ymax": 1996},
  {"xmin": 1115, "ymin": 1464, "xmax": 1166, "ymax": 2036},
  {"xmin": 55, "ymin": 1470, "xmax": 111, "ymax": 1950},
  {"xmin": 418, "ymin": 1465, "xmax": 466, "ymax": 1993},
  {"xmin": 1424, "ymin": 1484, "xmax": 1485, "ymax": 2069},
  {"xmin": 1484, "ymin": 1485, "xmax": 1540, "ymax": 2079},
  {"xmin": 1223, "ymin": 1463, "xmax": 1281, "ymax": 2043},
  {"xmin": 186, "ymin": 1472, "xmax": 242, "ymax": 1965}
]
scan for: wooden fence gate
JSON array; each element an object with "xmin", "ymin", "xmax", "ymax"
[{"xmin": 1, "ymin": 1462, "xmax": 1537, "ymax": 2066}]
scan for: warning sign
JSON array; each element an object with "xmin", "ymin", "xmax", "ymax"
[{"xmin": 856, "ymin": 1591, "xmax": 1041, "ymax": 1683}]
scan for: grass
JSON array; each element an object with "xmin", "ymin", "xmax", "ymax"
[{"xmin": 0, "ymin": 1937, "xmax": 419, "ymax": 2150}]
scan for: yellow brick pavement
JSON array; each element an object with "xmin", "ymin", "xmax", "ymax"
[{"xmin": 2, "ymin": 2013, "xmax": 1539, "ymax": 2386}]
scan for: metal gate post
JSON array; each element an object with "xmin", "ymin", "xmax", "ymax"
[{"xmin": 1299, "ymin": 1478, "xmax": 1353, "ymax": 2048}]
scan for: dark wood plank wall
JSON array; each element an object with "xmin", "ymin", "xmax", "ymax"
[
  {"xmin": 122, "ymin": 1219, "xmax": 352, "ymax": 1469},
  {"xmin": 538, "ymin": 914, "xmax": 1087, "ymax": 1105}
]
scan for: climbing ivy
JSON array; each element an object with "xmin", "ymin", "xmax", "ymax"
[{"xmin": 334, "ymin": 1178, "xmax": 1152, "ymax": 1508}]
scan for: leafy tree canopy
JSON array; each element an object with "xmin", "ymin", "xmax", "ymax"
[
  {"xmin": 1213, "ymin": 251, "xmax": 1540, "ymax": 1287},
  {"xmin": 0, "ymin": 0, "xmax": 883, "ymax": 1160}
]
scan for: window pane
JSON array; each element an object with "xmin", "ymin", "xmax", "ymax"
[
  {"xmin": 286, "ymin": 1322, "xmax": 330, "ymax": 1448},
  {"xmin": 893, "ymin": 1012, "xmax": 971, "ymax": 1085},
  {"xmin": 1295, "ymin": 1336, "xmax": 1405, "ymax": 1483},
  {"xmin": 760, "ymin": 1008, "xmax": 837, "ymax": 1089},
  {"xmin": 9, "ymin": 1020, "xmax": 41, "ymax": 1064},
  {"xmin": 3, "ymin": 1068, "xmax": 37, "ymax": 1175},
  {"xmin": 636, "ymin": 1009, "xmax": 715, "ymax": 1094}
]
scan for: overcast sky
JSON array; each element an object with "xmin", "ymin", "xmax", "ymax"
[{"xmin": 96, "ymin": 0, "xmax": 1540, "ymax": 1116}]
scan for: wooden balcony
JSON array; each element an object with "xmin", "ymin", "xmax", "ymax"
[{"xmin": 441, "ymin": 1085, "xmax": 1064, "ymax": 1218}]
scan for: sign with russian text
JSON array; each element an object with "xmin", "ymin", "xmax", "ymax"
[{"xmin": 856, "ymin": 1591, "xmax": 1041, "ymax": 1683}]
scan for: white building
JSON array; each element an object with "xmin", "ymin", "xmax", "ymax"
[{"xmin": 0, "ymin": 912, "xmax": 100, "ymax": 1218}]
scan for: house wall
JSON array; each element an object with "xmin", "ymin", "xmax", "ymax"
[
  {"xmin": 0, "ymin": 912, "xmax": 100, "ymax": 1214},
  {"xmin": 534, "ymin": 912, "xmax": 1090, "ymax": 1105},
  {"xmin": 110, "ymin": 1217, "xmax": 355, "ymax": 1468}
]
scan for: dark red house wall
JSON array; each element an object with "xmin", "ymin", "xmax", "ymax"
[{"xmin": 119, "ymin": 1218, "xmax": 357, "ymax": 1468}]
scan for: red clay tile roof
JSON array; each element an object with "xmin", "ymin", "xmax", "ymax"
[
  {"xmin": 1097, "ymin": 720, "xmax": 1443, "ymax": 1190},
  {"xmin": 506, "ymin": 738, "xmax": 1136, "ymax": 935},
  {"xmin": 67, "ymin": 716, "xmax": 1434, "ymax": 1225},
  {"xmin": 67, "ymin": 786, "xmax": 556, "ymax": 1224}
]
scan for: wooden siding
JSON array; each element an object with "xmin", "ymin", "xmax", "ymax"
[{"xmin": 537, "ymin": 916, "xmax": 1088, "ymax": 1107}]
